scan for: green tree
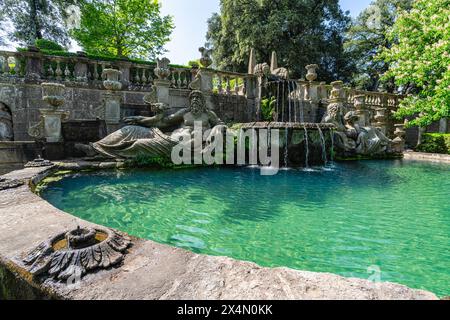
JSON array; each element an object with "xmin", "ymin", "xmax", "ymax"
[
  {"xmin": 0, "ymin": 0, "xmax": 76, "ymax": 46},
  {"xmin": 71, "ymin": 0, "xmax": 173, "ymax": 59},
  {"xmin": 379, "ymin": 0, "xmax": 450, "ymax": 127},
  {"xmin": 345, "ymin": 0, "xmax": 413, "ymax": 91},
  {"xmin": 206, "ymin": 0, "xmax": 354, "ymax": 82}
]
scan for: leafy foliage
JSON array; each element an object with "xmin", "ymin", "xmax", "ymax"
[
  {"xmin": 0, "ymin": 0, "xmax": 76, "ymax": 46},
  {"xmin": 345, "ymin": 0, "xmax": 413, "ymax": 91},
  {"xmin": 261, "ymin": 97, "xmax": 276, "ymax": 121},
  {"xmin": 379, "ymin": 0, "xmax": 450, "ymax": 127},
  {"xmin": 206, "ymin": 0, "xmax": 355, "ymax": 83},
  {"xmin": 416, "ymin": 133, "xmax": 450, "ymax": 154},
  {"xmin": 35, "ymin": 38, "xmax": 64, "ymax": 51},
  {"xmin": 71, "ymin": 0, "xmax": 174, "ymax": 60}
]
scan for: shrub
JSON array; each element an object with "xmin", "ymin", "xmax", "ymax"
[
  {"xmin": 35, "ymin": 39, "xmax": 64, "ymax": 51},
  {"xmin": 261, "ymin": 97, "xmax": 276, "ymax": 121},
  {"xmin": 416, "ymin": 133, "xmax": 450, "ymax": 155}
]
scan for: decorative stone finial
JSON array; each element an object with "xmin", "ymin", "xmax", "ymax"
[
  {"xmin": 305, "ymin": 64, "xmax": 318, "ymax": 82},
  {"xmin": 270, "ymin": 51, "xmax": 278, "ymax": 72},
  {"xmin": 199, "ymin": 47, "xmax": 213, "ymax": 68},
  {"xmin": 154, "ymin": 57, "xmax": 171, "ymax": 80},
  {"xmin": 21, "ymin": 227, "xmax": 131, "ymax": 281},
  {"xmin": 248, "ymin": 48, "xmax": 256, "ymax": 75}
]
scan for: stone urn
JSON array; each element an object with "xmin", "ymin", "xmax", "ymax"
[
  {"xmin": 305, "ymin": 64, "xmax": 318, "ymax": 82},
  {"xmin": 102, "ymin": 68, "xmax": 122, "ymax": 91},
  {"xmin": 199, "ymin": 47, "xmax": 212, "ymax": 68},
  {"xmin": 42, "ymin": 82, "xmax": 66, "ymax": 109},
  {"xmin": 154, "ymin": 57, "xmax": 171, "ymax": 80}
]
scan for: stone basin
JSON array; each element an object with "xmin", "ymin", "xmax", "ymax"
[{"xmin": 0, "ymin": 162, "xmax": 438, "ymax": 300}]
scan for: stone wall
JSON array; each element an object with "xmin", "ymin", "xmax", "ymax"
[{"xmin": 0, "ymin": 82, "xmax": 256, "ymax": 142}]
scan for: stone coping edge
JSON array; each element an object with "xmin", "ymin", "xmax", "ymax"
[{"xmin": 404, "ymin": 151, "xmax": 450, "ymax": 163}]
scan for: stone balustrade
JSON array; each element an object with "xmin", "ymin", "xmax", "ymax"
[{"xmin": 212, "ymin": 70, "xmax": 249, "ymax": 96}]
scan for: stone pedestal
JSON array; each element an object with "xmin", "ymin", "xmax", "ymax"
[
  {"xmin": 391, "ymin": 124, "xmax": 406, "ymax": 153},
  {"xmin": 199, "ymin": 69, "xmax": 214, "ymax": 93},
  {"xmin": 40, "ymin": 109, "xmax": 70, "ymax": 143},
  {"xmin": 102, "ymin": 92, "xmax": 122, "ymax": 134},
  {"xmin": 153, "ymin": 79, "xmax": 171, "ymax": 106}
]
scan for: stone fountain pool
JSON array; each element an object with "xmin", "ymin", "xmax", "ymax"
[{"xmin": 39, "ymin": 160, "xmax": 450, "ymax": 297}]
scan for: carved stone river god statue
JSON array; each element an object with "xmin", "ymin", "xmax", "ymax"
[{"xmin": 76, "ymin": 90, "xmax": 226, "ymax": 159}]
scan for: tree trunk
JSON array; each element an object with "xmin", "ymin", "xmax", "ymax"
[{"xmin": 29, "ymin": 0, "xmax": 43, "ymax": 43}]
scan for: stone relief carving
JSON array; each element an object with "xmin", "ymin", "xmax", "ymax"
[{"xmin": 21, "ymin": 226, "xmax": 131, "ymax": 281}]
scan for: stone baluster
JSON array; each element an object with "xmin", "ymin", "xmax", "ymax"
[
  {"xmin": 64, "ymin": 63, "xmax": 71, "ymax": 81},
  {"xmin": 134, "ymin": 68, "xmax": 141, "ymax": 84},
  {"xmin": 177, "ymin": 70, "xmax": 182, "ymax": 88},
  {"xmin": 217, "ymin": 73, "xmax": 223, "ymax": 94},
  {"xmin": 234, "ymin": 77, "xmax": 239, "ymax": 95},
  {"xmin": 93, "ymin": 62, "xmax": 100, "ymax": 81},
  {"xmin": 55, "ymin": 59, "xmax": 63, "ymax": 81},
  {"xmin": 47, "ymin": 60, "xmax": 55, "ymax": 79},
  {"xmin": 182, "ymin": 70, "xmax": 188, "ymax": 88},
  {"xmin": 13, "ymin": 55, "xmax": 21, "ymax": 76},
  {"xmin": 225, "ymin": 76, "xmax": 231, "ymax": 95},
  {"xmin": 141, "ymin": 68, "xmax": 148, "ymax": 85}
]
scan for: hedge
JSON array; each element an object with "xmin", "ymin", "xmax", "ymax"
[
  {"xmin": 16, "ymin": 47, "xmax": 190, "ymax": 69},
  {"xmin": 416, "ymin": 133, "xmax": 450, "ymax": 154}
]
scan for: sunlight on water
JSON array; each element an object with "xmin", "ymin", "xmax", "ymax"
[{"xmin": 41, "ymin": 160, "xmax": 450, "ymax": 296}]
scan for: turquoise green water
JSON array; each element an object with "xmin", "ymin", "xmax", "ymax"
[{"xmin": 41, "ymin": 160, "xmax": 450, "ymax": 296}]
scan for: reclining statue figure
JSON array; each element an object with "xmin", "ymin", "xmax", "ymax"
[
  {"xmin": 322, "ymin": 103, "xmax": 391, "ymax": 156},
  {"xmin": 76, "ymin": 90, "xmax": 225, "ymax": 159}
]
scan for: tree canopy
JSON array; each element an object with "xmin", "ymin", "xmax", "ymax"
[
  {"xmin": 71, "ymin": 0, "xmax": 174, "ymax": 60},
  {"xmin": 0, "ymin": 0, "xmax": 76, "ymax": 46},
  {"xmin": 206, "ymin": 0, "xmax": 355, "ymax": 83},
  {"xmin": 345, "ymin": 0, "xmax": 413, "ymax": 91},
  {"xmin": 379, "ymin": 0, "xmax": 450, "ymax": 127}
]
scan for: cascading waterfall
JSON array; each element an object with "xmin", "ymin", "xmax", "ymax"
[
  {"xmin": 303, "ymin": 125, "xmax": 310, "ymax": 168},
  {"xmin": 329, "ymin": 130, "xmax": 335, "ymax": 162},
  {"xmin": 317, "ymin": 124, "xmax": 328, "ymax": 165},
  {"xmin": 284, "ymin": 125, "xmax": 289, "ymax": 167}
]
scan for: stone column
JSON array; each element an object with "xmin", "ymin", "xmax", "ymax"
[
  {"xmin": 354, "ymin": 94, "xmax": 369, "ymax": 127},
  {"xmin": 74, "ymin": 52, "xmax": 89, "ymax": 83},
  {"xmin": 23, "ymin": 46, "xmax": 43, "ymax": 82},
  {"xmin": 116, "ymin": 60, "xmax": 132, "ymax": 89},
  {"xmin": 374, "ymin": 108, "xmax": 388, "ymax": 135}
]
